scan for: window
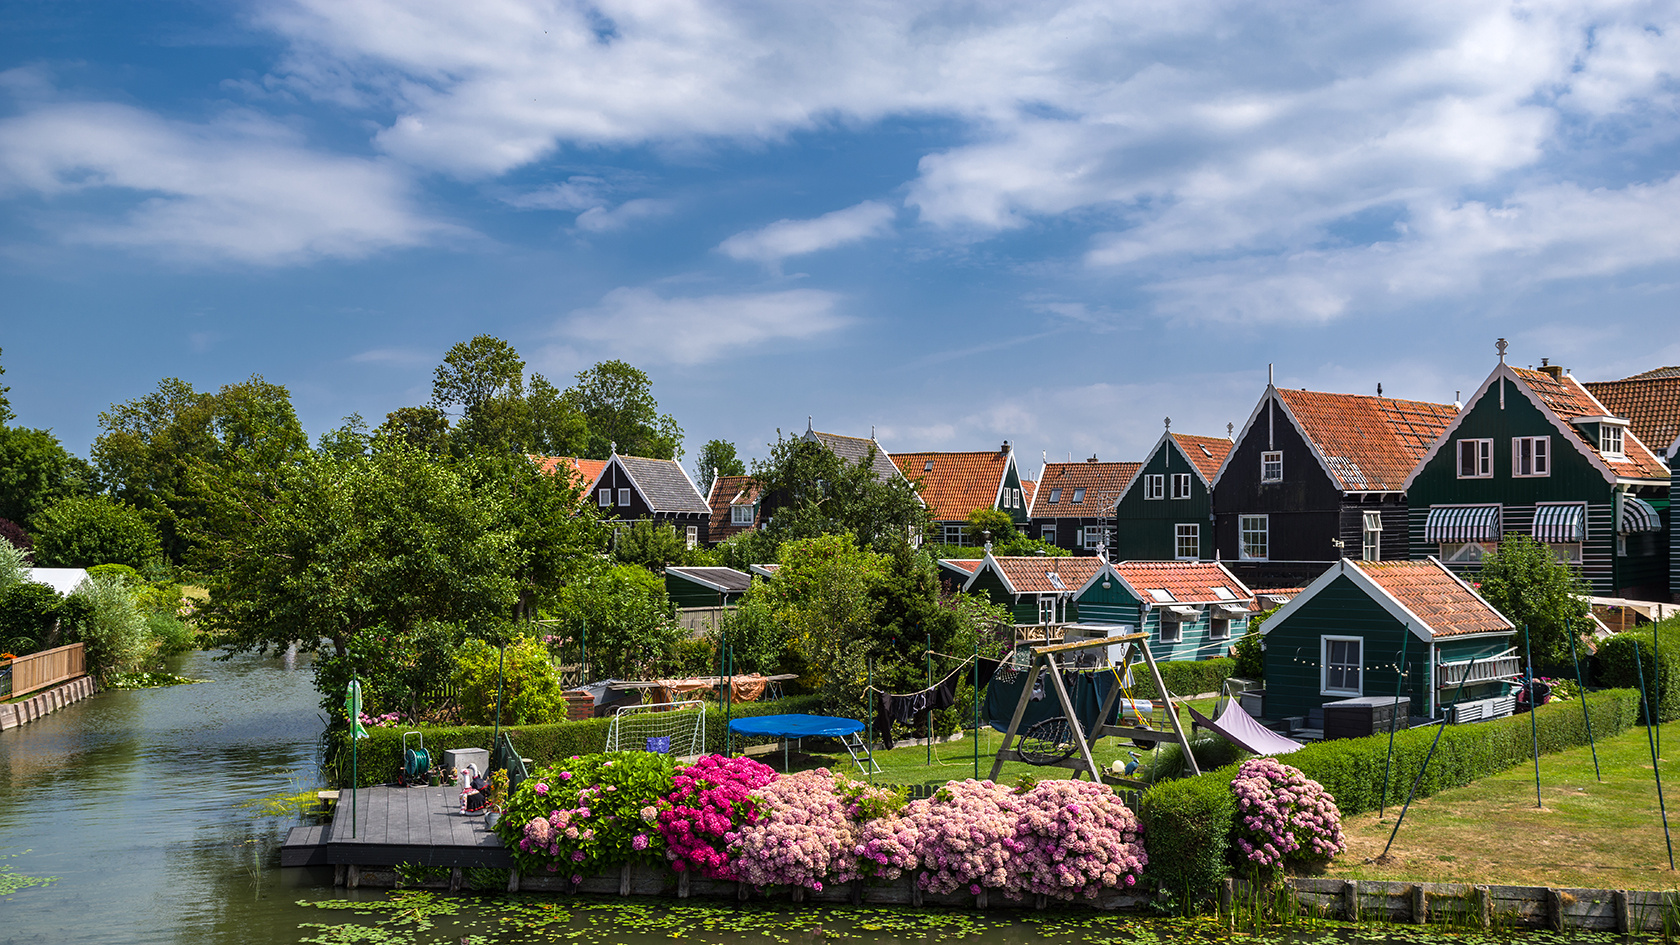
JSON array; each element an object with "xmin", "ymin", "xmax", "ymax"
[
  {"xmin": 1015, "ymin": 487, "xmax": 1024, "ymax": 507},
  {"xmin": 598, "ymin": 488, "xmax": 612, "ymax": 507},
  {"xmin": 685, "ymin": 526, "xmax": 698, "ymax": 550},
  {"xmin": 1618, "ymin": 534, "xmax": 1628, "ymax": 557},
  {"xmin": 1211, "ymin": 586, "xmax": 1236, "ymax": 601},
  {"xmin": 1513, "ymin": 436, "xmax": 1550, "ymax": 477},
  {"xmin": 1239, "ymin": 515, "xmax": 1268, "ymax": 560},
  {"xmin": 1209, "ymin": 619, "xmax": 1230, "ymax": 642},
  {"xmin": 1362, "ymin": 511, "xmax": 1382, "ymax": 561},
  {"xmin": 1601, "ymin": 425, "xmax": 1625, "ymax": 458},
  {"xmin": 1145, "ymin": 474, "xmax": 1165, "ymax": 500},
  {"xmin": 1038, "ymin": 597, "xmax": 1056, "ymax": 624},
  {"xmin": 1041, "ymin": 525, "xmax": 1056, "ymax": 544},
  {"xmin": 617, "ymin": 488, "xmax": 631, "ymax": 506},
  {"xmin": 943, "ymin": 523, "xmax": 967, "ymax": 544},
  {"xmin": 1175, "ymin": 523, "xmax": 1199, "ymax": 560},
  {"xmin": 1322, "ymin": 637, "xmax": 1362, "ymax": 695},
  {"xmin": 1158, "ymin": 618, "xmax": 1183, "ymax": 644},
  {"xmin": 1081, "ymin": 526, "xmax": 1110, "ymax": 550},
  {"xmin": 923, "ymin": 459, "xmax": 934, "ymax": 472},
  {"xmin": 1148, "ymin": 588, "xmax": 1175, "ymax": 603},
  {"xmin": 1440, "ymin": 541, "xmax": 1496, "ymax": 564},
  {"xmin": 731, "ymin": 504, "xmax": 754, "ymax": 525},
  {"xmin": 1550, "ymin": 543, "xmax": 1583, "ymax": 564},
  {"xmin": 1071, "ymin": 487, "xmax": 1086, "ymax": 504},
  {"xmin": 1047, "ymin": 487, "xmax": 1062, "ymax": 504},
  {"xmin": 1261, "ymin": 451, "xmax": 1283, "ymax": 482},
  {"xmin": 1457, "ymin": 438, "xmax": 1492, "ymax": 478},
  {"xmin": 1171, "ymin": 473, "xmax": 1192, "ymax": 499}
]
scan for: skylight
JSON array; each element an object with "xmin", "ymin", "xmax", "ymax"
[
  {"xmin": 1211, "ymin": 586, "xmax": 1236, "ymax": 600},
  {"xmin": 1148, "ymin": 589, "xmax": 1175, "ymax": 603},
  {"xmin": 1072, "ymin": 487, "xmax": 1086, "ymax": 503},
  {"xmin": 1047, "ymin": 572, "xmax": 1066, "ymax": 590},
  {"xmin": 924, "ymin": 459, "xmax": 933, "ymax": 471},
  {"xmin": 1048, "ymin": 487, "xmax": 1061, "ymax": 503}
]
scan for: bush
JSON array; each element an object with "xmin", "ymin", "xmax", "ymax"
[
  {"xmin": 498, "ymin": 752, "xmax": 678, "ymax": 880},
  {"xmin": 453, "ymin": 636, "xmax": 567, "ymax": 725},
  {"xmin": 66, "ymin": 574, "xmax": 150, "ymax": 683},
  {"xmin": 86, "ymin": 563, "xmax": 144, "ymax": 586},
  {"xmin": 1131, "ymin": 657, "xmax": 1235, "ymax": 700},
  {"xmin": 1598, "ymin": 629, "xmax": 1680, "ymax": 723},
  {"xmin": 0, "ymin": 518, "xmax": 30, "ymax": 558},
  {"xmin": 1229, "ymin": 758, "xmax": 1344, "ymax": 871},
  {"xmin": 0, "ymin": 538, "xmax": 28, "ymax": 595},
  {"xmin": 1138, "ymin": 768, "xmax": 1237, "ymax": 908},
  {"xmin": 659, "ymin": 754, "xmax": 778, "ymax": 879},
  {"xmin": 146, "ymin": 612, "xmax": 196, "ymax": 658},
  {"xmin": 0, "ymin": 581, "xmax": 64, "ymax": 654},
  {"xmin": 1233, "ymin": 620, "xmax": 1265, "ymax": 680},
  {"xmin": 31, "ymin": 495, "xmax": 163, "ymax": 570}
]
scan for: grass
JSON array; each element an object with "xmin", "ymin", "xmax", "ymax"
[{"xmin": 1327, "ymin": 718, "xmax": 1680, "ymax": 890}]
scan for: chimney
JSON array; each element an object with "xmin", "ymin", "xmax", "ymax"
[
  {"xmin": 1538, "ymin": 357, "xmax": 1564, "ymax": 380},
  {"xmin": 1086, "ymin": 454, "xmax": 1099, "ymax": 463},
  {"xmin": 1001, "ymin": 439, "xmax": 1011, "ymax": 453}
]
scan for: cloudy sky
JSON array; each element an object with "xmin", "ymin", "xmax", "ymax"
[{"xmin": 5, "ymin": 0, "xmax": 1680, "ymax": 474}]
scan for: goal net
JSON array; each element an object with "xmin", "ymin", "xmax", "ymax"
[{"xmin": 605, "ymin": 701, "xmax": 707, "ymax": 759}]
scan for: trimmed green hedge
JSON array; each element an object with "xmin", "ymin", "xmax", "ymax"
[
  {"xmin": 329, "ymin": 694, "xmax": 824, "ymax": 788},
  {"xmin": 1132, "ymin": 657, "xmax": 1234, "ymax": 700},
  {"xmin": 1598, "ymin": 629, "xmax": 1680, "ymax": 723},
  {"xmin": 1138, "ymin": 688, "xmax": 1641, "ymax": 906}
]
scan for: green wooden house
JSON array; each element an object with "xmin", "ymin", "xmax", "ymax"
[
  {"xmin": 665, "ymin": 566, "xmax": 753, "ymax": 631},
  {"xmin": 895, "ymin": 442, "xmax": 1031, "ymax": 545},
  {"xmin": 1258, "ymin": 558, "xmax": 1517, "ymax": 725},
  {"xmin": 1072, "ymin": 559, "xmax": 1257, "ymax": 662},
  {"xmin": 1404, "ymin": 352, "xmax": 1671, "ymax": 598},
  {"xmin": 962, "ymin": 553, "xmax": 1107, "ymax": 627},
  {"xmin": 1585, "ymin": 366, "xmax": 1679, "ymax": 601},
  {"xmin": 1027, "ymin": 457, "xmax": 1140, "ymax": 555},
  {"xmin": 1110, "ymin": 425, "xmax": 1232, "ymax": 562}
]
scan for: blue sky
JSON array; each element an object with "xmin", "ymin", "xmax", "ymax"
[{"xmin": 5, "ymin": 0, "xmax": 1680, "ymax": 477}]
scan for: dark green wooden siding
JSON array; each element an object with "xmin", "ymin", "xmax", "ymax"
[
  {"xmin": 1113, "ymin": 439, "xmax": 1214, "ymax": 561},
  {"xmin": 1260, "ymin": 576, "xmax": 1433, "ymax": 721},
  {"xmin": 1001, "ymin": 462, "xmax": 1030, "ymax": 526},
  {"xmin": 1073, "ymin": 581, "xmax": 1252, "ymax": 664}
]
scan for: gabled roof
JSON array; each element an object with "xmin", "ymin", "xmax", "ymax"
[
  {"xmin": 707, "ymin": 474, "xmax": 761, "ymax": 542},
  {"xmin": 749, "ymin": 563, "xmax": 780, "ymax": 579},
  {"xmin": 966, "ymin": 553, "xmax": 1106, "ymax": 596},
  {"xmin": 1173, "ymin": 434, "xmax": 1234, "ymax": 483},
  {"xmin": 607, "ymin": 453, "xmax": 711, "ymax": 514},
  {"xmin": 1035, "ymin": 460, "xmax": 1140, "ymax": 518},
  {"xmin": 1513, "ymin": 368, "xmax": 1668, "ymax": 479},
  {"xmin": 939, "ymin": 558, "xmax": 984, "ymax": 576},
  {"xmin": 1020, "ymin": 480, "xmax": 1038, "ymax": 513},
  {"xmin": 800, "ymin": 426, "xmax": 904, "ymax": 483},
  {"xmin": 1268, "ymin": 388, "xmax": 1458, "ymax": 491},
  {"xmin": 1099, "ymin": 560, "xmax": 1255, "ymax": 606},
  {"xmin": 666, "ymin": 566, "xmax": 753, "ymax": 594},
  {"xmin": 894, "ymin": 446, "xmax": 1018, "ymax": 521},
  {"xmin": 1586, "ymin": 369, "xmax": 1680, "ymax": 458},
  {"xmin": 1260, "ymin": 558, "xmax": 1513, "ymax": 642},
  {"xmin": 531, "ymin": 455, "xmax": 609, "ymax": 490}
]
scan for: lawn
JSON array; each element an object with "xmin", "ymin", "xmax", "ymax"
[{"xmin": 1327, "ymin": 719, "xmax": 1680, "ymax": 890}]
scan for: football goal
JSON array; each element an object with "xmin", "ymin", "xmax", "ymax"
[{"xmin": 605, "ymin": 701, "xmax": 707, "ymax": 759}]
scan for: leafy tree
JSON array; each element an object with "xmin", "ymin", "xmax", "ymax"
[
  {"xmin": 0, "ymin": 518, "xmax": 30, "ymax": 558},
  {"xmin": 964, "ymin": 507, "xmax": 1015, "ymax": 545},
  {"xmin": 568, "ymin": 360, "xmax": 683, "ymax": 460},
  {"xmin": 463, "ymin": 452, "xmax": 610, "ymax": 621},
  {"xmin": 424, "ymin": 336, "xmax": 590, "ymax": 457},
  {"xmin": 760, "ymin": 534, "xmax": 885, "ymax": 714},
  {"xmin": 547, "ymin": 563, "xmax": 684, "ymax": 680},
  {"xmin": 747, "ymin": 435, "xmax": 929, "ymax": 557},
  {"xmin": 452, "ymin": 634, "xmax": 568, "ymax": 725},
  {"xmin": 613, "ymin": 519, "xmax": 715, "ymax": 572},
  {"xmin": 66, "ymin": 574, "xmax": 150, "ymax": 683},
  {"xmin": 0, "ymin": 581, "xmax": 63, "ymax": 655},
  {"xmin": 431, "ymin": 335, "xmax": 526, "ymax": 415},
  {"xmin": 316, "ymin": 413, "xmax": 371, "ymax": 460},
  {"xmin": 311, "ymin": 620, "xmax": 469, "ymax": 722},
  {"xmin": 1473, "ymin": 533, "xmax": 1592, "ymax": 672},
  {"xmin": 694, "ymin": 439, "xmax": 746, "ymax": 495},
  {"xmin": 376, "ymin": 406, "xmax": 451, "ymax": 454},
  {"xmin": 31, "ymin": 495, "xmax": 163, "ymax": 569},
  {"xmin": 712, "ymin": 528, "xmax": 780, "ymax": 572},
  {"xmin": 0, "ymin": 538, "xmax": 28, "ymax": 594},
  {"xmin": 0, "ymin": 426, "xmax": 93, "ymax": 527}
]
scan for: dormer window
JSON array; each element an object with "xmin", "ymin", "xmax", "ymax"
[
  {"xmin": 1601, "ymin": 425, "xmax": 1624, "ymax": 458},
  {"xmin": 731, "ymin": 504, "xmax": 754, "ymax": 525},
  {"xmin": 1048, "ymin": 487, "xmax": 1062, "ymax": 504},
  {"xmin": 1148, "ymin": 588, "xmax": 1175, "ymax": 603}
]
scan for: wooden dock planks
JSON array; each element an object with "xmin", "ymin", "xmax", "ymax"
[{"xmin": 280, "ymin": 784, "xmax": 514, "ymax": 869}]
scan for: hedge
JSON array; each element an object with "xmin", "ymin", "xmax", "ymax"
[
  {"xmin": 1597, "ymin": 628, "xmax": 1680, "ymax": 723},
  {"xmin": 1138, "ymin": 688, "xmax": 1641, "ymax": 906},
  {"xmin": 1131, "ymin": 657, "xmax": 1234, "ymax": 700},
  {"xmin": 329, "ymin": 694, "xmax": 824, "ymax": 788}
]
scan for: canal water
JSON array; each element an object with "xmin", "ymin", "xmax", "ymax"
[{"xmin": 0, "ymin": 651, "xmax": 1625, "ymax": 945}]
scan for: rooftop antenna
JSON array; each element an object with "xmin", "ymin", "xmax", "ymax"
[{"xmin": 1268, "ymin": 363, "xmax": 1275, "ymax": 386}]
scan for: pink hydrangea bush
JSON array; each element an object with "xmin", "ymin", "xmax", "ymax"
[
  {"xmin": 1230, "ymin": 757, "xmax": 1345, "ymax": 870},
  {"xmin": 657, "ymin": 754, "xmax": 777, "ymax": 879},
  {"xmin": 726, "ymin": 769, "xmax": 907, "ymax": 890},
  {"xmin": 1011, "ymin": 779, "xmax": 1147, "ymax": 900},
  {"xmin": 493, "ymin": 752, "xmax": 676, "ymax": 878},
  {"xmin": 845, "ymin": 812, "xmax": 921, "ymax": 882},
  {"xmin": 906, "ymin": 779, "xmax": 1025, "ymax": 895}
]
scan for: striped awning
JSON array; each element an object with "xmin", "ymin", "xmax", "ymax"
[
  {"xmin": 1532, "ymin": 504, "xmax": 1585, "ymax": 543},
  {"xmin": 1424, "ymin": 505, "xmax": 1502, "ymax": 543},
  {"xmin": 1621, "ymin": 496, "xmax": 1662, "ymax": 534}
]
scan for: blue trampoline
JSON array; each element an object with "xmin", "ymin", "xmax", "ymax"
[{"xmin": 727, "ymin": 714, "xmax": 878, "ymax": 774}]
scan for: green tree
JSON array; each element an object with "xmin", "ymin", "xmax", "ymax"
[
  {"xmin": 31, "ymin": 495, "xmax": 163, "ymax": 569},
  {"xmin": 568, "ymin": 360, "xmax": 683, "ymax": 460},
  {"xmin": 0, "ymin": 425, "xmax": 93, "ymax": 527},
  {"xmin": 964, "ymin": 507, "xmax": 1016, "ymax": 546},
  {"xmin": 453, "ymin": 635, "xmax": 568, "ymax": 725},
  {"xmin": 66, "ymin": 574, "xmax": 150, "ymax": 683},
  {"xmin": 425, "ymin": 336, "xmax": 590, "ymax": 457},
  {"xmin": 316, "ymin": 413, "xmax": 371, "ymax": 460},
  {"xmin": 376, "ymin": 406, "xmax": 451, "ymax": 454},
  {"xmin": 431, "ymin": 335, "xmax": 526, "ymax": 414},
  {"xmin": 760, "ymin": 534, "xmax": 885, "ymax": 713},
  {"xmin": 463, "ymin": 451, "xmax": 610, "ymax": 621},
  {"xmin": 528, "ymin": 374, "xmax": 589, "ymax": 456},
  {"xmin": 613, "ymin": 519, "xmax": 714, "ymax": 572},
  {"xmin": 0, "ymin": 581, "xmax": 63, "ymax": 655},
  {"xmin": 746, "ymin": 435, "xmax": 929, "ymax": 557},
  {"xmin": 547, "ymin": 563, "xmax": 683, "ymax": 680},
  {"xmin": 1473, "ymin": 533, "xmax": 1592, "ymax": 671},
  {"xmin": 694, "ymin": 439, "xmax": 746, "ymax": 495}
]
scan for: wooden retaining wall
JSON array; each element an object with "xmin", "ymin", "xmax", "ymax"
[
  {"xmin": 0, "ymin": 675, "xmax": 98, "ymax": 731},
  {"xmin": 9, "ymin": 643, "xmax": 85, "ymax": 698}
]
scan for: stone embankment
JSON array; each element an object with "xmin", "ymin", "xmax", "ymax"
[{"xmin": 0, "ymin": 675, "xmax": 97, "ymax": 730}]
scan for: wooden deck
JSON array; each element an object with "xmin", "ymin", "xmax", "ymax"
[{"xmin": 279, "ymin": 784, "xmax": 514, "ymax": 869}]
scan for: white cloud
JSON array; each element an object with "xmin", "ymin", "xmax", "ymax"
[
  {"xmin": 349, "ymin": 346, "xmax": 435, "ymax": 365},
  {"xmin": 575, "ymin": 197, "xmax": 672, "ymax": 232},
  {"xmin": 559, "ymin": 286, "xmax": 849, "ymax": 364},
  {"xmin": 0, "ymin": 100, "xmax": 448, "ymax": 264},
  {"xmin": 718, "ymin": 201, "xmax": 895, "ymax": 264}
]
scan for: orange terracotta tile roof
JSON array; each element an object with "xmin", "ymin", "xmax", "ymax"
[
  {"xmin": 1275, "ymin": 388, "xmax": 1459, "ymax": 491},
  {"xmin": 1585, "ymin": 369, "xmax": 1680, "ymax": 458},
  {"xmin": 1513, "ymin": 368, "xmax": 1669, "ymax": 479},
  {"xmin": 1354, "ymin": 559, "xmax": 1512, "ymax": 637},
  {"xmin": 984, "ymin": 555, "xmax": 1107, "ymax": 595},
  {"xmin": 531, "ymin": 456, "xmax": 608, "ymax": 489},
  {"xmin": 1171, "ymin": 434, "xmax": 1233, "ymax": 484},
  {"xmin": 1021, "ymin": 480, "xmax": 1037, "ymax": 510},
  {"xmin": 939, "ymin": 558, "xmax": 984, "ymax": 575},
  {"xmin": 894, "ymin": 449, "xmax": 1014, "ymax": 521},
  {"xmin": 1034, "ymin": 461, "xmax": 1140, "ymax": 518},
  {"xmin": 1112, "ymin": 561, "xmax": 1254, "ymax": 605},
  {"xmin": 707, "ymin": 474, "xmax": 761, "ymax": 542}
]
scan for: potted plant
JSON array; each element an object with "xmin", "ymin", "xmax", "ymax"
[{"xmin": 485, "ymin": 769, "xmax": 510, "ymax": 829}]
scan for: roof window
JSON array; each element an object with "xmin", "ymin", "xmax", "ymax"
[
  {"xmin": 1072, "ymin": 487, "xmax": 1086, "ymax": 503},
  {"xmin": 924, "ymin": 459, "xmax": 934, "ymax": 472},
  {"xmin": 1148, "ymin": 588, "xmax": 1175, "ymax": 603},
  {"xmin": 1211, "ymin": 586, "xmax": 1236, "ymax": 600},
  {"xmin": 1048, "ymin": 487, "xmax": 1061, "ymax": 504}
]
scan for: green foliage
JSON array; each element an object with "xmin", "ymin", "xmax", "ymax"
[
  {"xmin": 747, "ymin": 435, "xmax": 929, "ymax": 557},
  {"xmin": 1598, "ymin": 628, "xmax": 1680, "ymax": 723},
  {"xmin": 31, "ymin": 495, "xmax": 163, "ymax": 569},
  {"xmin": 612, "ymin": 519, "xmax": 715, "ymax": 571},
  {"xmin": 464, "ymin": 451, "xmax": 609, "ymax": 621},
  {"xmin": 714, "ymin": 586, "xmax": 786, "ymax": 676},
  {"xmin": 922, "ymin": 536, "xmax": 1071, "ymax": 558},
  {"xmin": 763, "ymin": 534, "xmax": 883, "ymax": 715},
  {"xmin": 315, "ymin": 413, "xmax": 370, "ymax": 460},
  {"xmin": 495, "ymin": 752, "xmax": 678, "ymax": 875},
  {"xmin": 453, "ymin": 635, "xmax": 568, "ymax": 725},
  {"xmin": 1138, "ymin": 765, "xmax": 1237, "ymax": 908},
  {"xmin": 712, "ymin": 528, "xmax": 779, "ymax": 572},
  {"xmin": 312, "ymin": 621, "xmax": 469, "ymax": 721},
  {"xmin": 431, "ymin": 334, "xmax": 526, "ymax": 415},
  {"xmin": 568, "ymin": 360, "xmax": 683, "ymax": 460},
  {"xmin": 1473, "ymin": 533, "xmax": 1592, "ymax": 672},
  {"xmin": 547, "ymin": 563, "xmax": 684, "ymax": 680},
  {"xmin": 964, "ymin": 507, "xmax": 1015, "ymax": 544},
  {"xmin": 1129, "ymin": 657, "xmax": 1236, "ymax": 701},
  {"xmin": 0, "ymin": 581, "xmax": 64, "ymax": 654},
  {"xmin": 426, "ymin": 336, "xmax": 590, "ymax": 457},
  {"xmin": 1139, "ymin": 730, "xmax": 1248, "ymax": 784},
  {"xmin": 85, "ymin": 563, "xmax": 143, "ymax": 586},
  {"xmin": 694, "ymin": 439, "xmax": 746, "ymax": 495},
  {"xmin": 1232, "ymin": 621, "xmax": 1265, "ymax": 680},
  {"xmin": 145, "ymin": 612, "xmax": 196, "ymax": 658},
  {"xmin": 0, "ymin": 539, "xmax": 28, "ymax": 595},
  {"xmin": 66, "ymin": 574, "xmax": 151, "ymax": 683},
  {"xmin": 375, "ymin": 406, "xmax": 450, "ymax": 454},
  {"xmin": 0, "ymin": 425, "xmax": 93, "ymax": 527}
]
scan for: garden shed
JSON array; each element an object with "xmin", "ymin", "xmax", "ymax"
[
  {"xmin": 1258, "ymin": 557, "xmax": 1517, "ymax": 729},
  {"xmin": 664, "ymin": 566, "xmax": 754, "ymax": 632}
]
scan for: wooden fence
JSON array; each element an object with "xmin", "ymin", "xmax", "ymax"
[{"xmin": 9, "ymin": 642, "xmax": 86, "ymax": 698}]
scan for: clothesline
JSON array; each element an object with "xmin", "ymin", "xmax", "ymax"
[{"xmin": 861, "ymin": 658, "xmax": 977, "ymax": 697}]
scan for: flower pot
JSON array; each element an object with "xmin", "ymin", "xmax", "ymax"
[{"xmin": 485, "ymin": 811, "xmax": 501, "ymax": 830}]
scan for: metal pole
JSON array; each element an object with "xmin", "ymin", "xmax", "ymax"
[
  {"xmin": 926, "ymin": 632, "xmax": 933, "ymax": 766},
  {"xmin": 724, "ymin": 645, "xmax": 734, "ymax": 758},
  {"xmin": 580, "ymin": 622, "xmax": 587, "ymax": 684},
  {"xmin": 973, "ymin": 634, "xmax": 981, "ymax": 780},
  {"xmin": 1382, "ymin": 657, "xmax": 1481, "ymax": 858},
  {"xmin": 1656, "ymin": 624, "xmax": 1663, "ymax": 760},
  {"xmin": 1568, "ymin": 618, "xmax": 1600, "ymax": 782},
  {"xmin": 1526, "ymin": 626, "xmax": 1541, "ymax": 809},
  {"xmin": 1635, "ymin": 643, "xmax": 1675, "ymax": 869},
  {"xmin": 1381, "ymin": 630, "xmax": 1410, "ymax": 817},
  {"xmin": 491, "ymin": 643, "xmax": 506, "ymax": 766},
  {"xmin": 351, "ymin": 678, "xmax": 358, "ymax": 840},
  {"xmin": 867, "ymin": 656, "xmax": 875, "ymax": 785}
]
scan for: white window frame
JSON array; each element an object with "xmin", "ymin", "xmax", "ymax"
[
  {"xmin": 1261, "ymin": 451, "xmax": 1283, "ymax": 483},
  {"xmin": 1209, "ymin": 618, "xmax": 1231, "ymax": 642},
  {"xmin": 1512, "ymin": 436, "xmax": 1550, "ymax": 478},
  {"xmin": 1158, "ymin": 617, "xmax": 1183, "ymax": 645},
  {"xmin": 618, "ymin": 488, "xmax": 631, "ymax": 506},
  {"xmin": 1144, "ymin": 474, "xmax": 1165, "ymax": 500},
  {"xmin": 731, "ymin": 504, "xmax": 754, "ymax": 525},
  {"xmin": 1171, "ymin": 473, "xmax": 1192, "ymax": 499},
  {"xmin": 598, "ymin": 488, "xmax": 612, "ymax": 507},
  {"xmin": 1175, "ymin": 523, "xmax": 1199, "ymax": 561},
  {"xmin": 1362, "ymin": 511, "xmax": 1382, "ymax": 562},
  {"xmin": 685, "ymin": 526, "xmax": 698, "ymax": 550},
  {"xmin": 1600, "ymin": 425, "xmax": 1625, "ymax": 458},
  {"xmin": 1618, "ymin": 534, "xmax": 1628, "ymax": 557},
  {"xmin": 1239, "ymin": 514, "xmax": 1269, "ymax": 561},
  {"xmin": 1321, "ymin": 635, "xmax": 1363, "ymax": 697},
  {"xmin": 1038, "ymin": 596, "xmax": 1056, "ymax": 625},
  {"xmin": 943, "ymin": 523, "xmax": 967, "ymax": 545},
  {"xmin": 1081, "ymin": 525, "xmax": 1110, "ymax": 551},
  {"xmin": 1440, "ymin": 541, "xmax": 1497, "ymax": 564},
  {"xmin": 1457, "ymin": 438, "xmax": 1493, "ymax": 479},
  {"xmin": 1041, "ymin": 525, "xmax": 1057, "ymax": 544}
]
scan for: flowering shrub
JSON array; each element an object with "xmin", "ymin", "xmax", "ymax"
[
  {"xmin": 847, "ymin": 812, "xmax": 921, "ymax": 882},
  {"xmin": 906, "ymin": 779, "xmax": 1024, "ymax": 895},
  {"xmin": 357, "ymin": 711, "xmax": 406, "ymax": 728},
  {"xmin": 494, "ymin": 751, "xmax": 676, "ymax": 879},
  {"xmin": 657, "ymin": 754, "xmax": 776, "ymax": 879},
  {"xmin": 1230, "ymin": 758, "xmax": 1345, "ymax": 871},
  {"xmin": 725, "ymin": 769, "xmax": 905, "ymax": 891},
  {"xmin": 1011, "ymin": 778, "xmax": 1146, "ymax": 900}
]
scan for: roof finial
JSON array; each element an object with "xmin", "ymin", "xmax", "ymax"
[
  {"xmin": 807, "ymin": 415, "xmax": 813, "ymax": 433},
  {"xmin": 610, "ymin": 440, "xmax": 617, "ymax": 455},
  {"xmin": 1164, "ymin": 416, "xmax": 1172, "ymax": 431},
  {"xmin": 1496, "ymin": 338, "xmax": 1508, "ymax": 363},
  {"xmin": 1268, "ymin": 363, "xmax": 1274, "ymax": 386},
  {"xmin": 1227, "ymin": 422, "xmax": 1234, "ymax": 440}
]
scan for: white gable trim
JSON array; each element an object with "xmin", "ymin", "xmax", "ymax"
[
  {"xmin": 1111, "ymin": 429, "xmax": 1174, "ymax": 508},
  {"xmin": 990, "ymin": 448, "xmax": 1020, "ymax": 511},
  {"xmin": 598, "ymin": 454, "xmax": 652, "ymax": 510},
  {"xmin": 1257, "ymin": 559, "xmax": 1434, "ymax": 643},
  {"xmin": 1211, "ymin": 385, "xmax": 1276, "ymax": 489},
  {"xmin": 962, "ymin": 550, "xmax": 1018, "ymax": 597}
]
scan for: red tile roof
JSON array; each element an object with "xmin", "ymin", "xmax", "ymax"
[
  {"xmin": 707, "ymin": 474, "xmax": 761, "ymax": 543},
  {"xmin": 1034, "ymin": 461, "xmax": 1140, "ymax": 518},
  {"xmin": 1112, "ymin": 561, "xmax": 1254, "ymax": 605},
  {"xmin": 894, "ymin": 449, "xmax": 1015, "ymax": 522},
  {"xmin": 1021, "ymin": 480, "xmax": 1037, "ymax": 510},
  {"xmin": 531, "ymin": 456, "xmax": 608, "ymax": 489},
  {"xmin": 1171, "ymin": 434, "xmax": 1233, "ymax": 484},
  {"xmin": 939, "ymin": 558, "xmax": 984, "ymax": 575},
  {"xmin": 1513, "ymin": 368, "xmax": 1669, "ymax": 479},
  {"xmin": 1354, "ymin": 559, "xmax": 1511, "ymax": 637},
  {"xmin": 1274, "ymin": 388, "xmax": 1459, "ymax": 491},
  {"xmin": 1585, "ymin": 369, "xmax": 1680, "ymax": 459},
  {"xmin": 983, "ymin": 555, "xmax": 1107, "ymax": 595}
]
